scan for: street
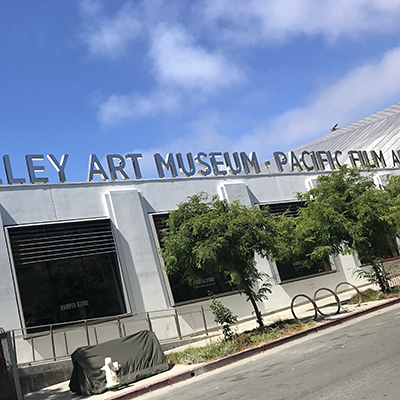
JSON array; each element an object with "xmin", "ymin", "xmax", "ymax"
[{"xmin": 141, "ymin": 303, "xmax": 400, "ymax": 400}]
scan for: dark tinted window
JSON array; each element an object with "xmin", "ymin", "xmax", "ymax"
[
  {"xmin": 259, "ymin": 202, "xmax": 332, "ymax": 282},
  {"xmin": 8, "ymin": 219, "xmax": 126, "ymax": 329},
  {"xmin": 152, "ymin": 213, "xmax": 235, "ymax": 303}
]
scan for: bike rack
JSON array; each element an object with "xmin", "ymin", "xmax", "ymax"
[
  {"xmin": 290, "ymin": 294, "xmax": 318, "ymax": 321},
  {"xmin": 291, "ymin": 282, "xmax": 362, "ymax": 321},
  {"xmin": 335, "ymin": 282, "xmax": 362, "ymax": 307},
  {"xmin": 313, "ymin": 287, "xmax": 341, "ymax": 316}
]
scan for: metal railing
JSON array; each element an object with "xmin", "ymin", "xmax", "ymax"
[
  {"xmin": 9, "ymin": 305, "xmax": 219, "ymax": 367},
  {"xmin": 10, "ymin": 274, "xmax": 392, "ymax": 367}
]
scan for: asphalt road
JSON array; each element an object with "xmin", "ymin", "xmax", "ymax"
[{"xmin": 141, "ymin": 303, "xmax": 400, "ymax": 400}]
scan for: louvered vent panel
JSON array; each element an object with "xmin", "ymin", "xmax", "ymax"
[
  {"xmin": 260, "ymin": 201, "xmax": 305, "ymax": 217},
  {"xmin": 151, "ymin": 213, "xmax": 169, "ymax": 249},
  {"xmin": 7, "ymin": 219, "xmax": 116, "ymax": 266}
]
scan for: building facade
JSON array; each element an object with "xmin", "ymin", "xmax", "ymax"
[{"xmin": 2, "ymin": 102, "xmax": 400, "ymax": 341}]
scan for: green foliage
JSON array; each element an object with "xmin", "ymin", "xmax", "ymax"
[
  {"xmin": 354, "ymin": 261, "xmax": 391, "ymax": 290},
  {"xmin": 161, "ymin": 192, "xmax": 276, "ymax": 328},
  {"xmin": 209, "ymin": 297, "xmax": 238, "ymax": 341},
  {"xmin": 274, "ymin": 166, "xmax": 399, "ymax": 293},
  {"xmin": 383, "ymin": 174, "xmax": 400, "ymax": 237}
]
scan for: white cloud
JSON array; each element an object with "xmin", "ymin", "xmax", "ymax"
[
  {"xmin": 98, "ymin": 90, "xmax": 180, "ymax": 125},
  {"xmin": 149, "ymin": 24, "xmax": 242, "ymax": 92},
  {"xmin": 239, "ymin": 46, "xmax": 400, "ymax": 154},
  {"xmin": 80, "ymin": 0, "xmax": 400, "ymax": 57},
  {"xmin": 98, "ymin": 23, "xmax": 243, "ymax": 125},
  {"xmin": 79, "ymin": 0, "xmax": 142, "ymax": 58},
  {"xmin": 202, "ymin": 0, "xmax": 400, "ymax": 43},
  {"xmin": 121, "ymin": 111, "xmax": 235, "ymax": 178},
  {"xmin": 100, "ymin": 44, "xmax": 400, "ymax": 157},
  {"xmin": 85, "ymin": 0, "xmax": 400, "ymax": 131},
  {"xmin": 107, "ymin": 40, "xmax": 400, "ymax": 176}
]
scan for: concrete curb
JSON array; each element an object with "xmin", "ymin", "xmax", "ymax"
[{"xmin": 107, "ymin": 297, "xmax": 400, "ymax": 399}]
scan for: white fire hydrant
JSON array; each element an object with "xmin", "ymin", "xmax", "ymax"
[{"xmin": 100, "ymin": 357, "xmax": 120, "ymax": 389}]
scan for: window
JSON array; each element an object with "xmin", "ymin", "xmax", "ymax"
[
  {"xmin": 259, "ymin": 201, "xmax": 333, "ymax": 282},
  {"xmin": 151, "ymin": 213, "xmax": 236, "ymax": 303},
  {"xmin": 274, "ymin": 257, "xmax": 331, "ymax": 282},
  {"xmin": 7, "ymin": 219, "xmax": 126, "ymax": 329}
]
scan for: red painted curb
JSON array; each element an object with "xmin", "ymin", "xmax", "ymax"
[{"xmin": 108, "ymin": 297, "xmax": 400, "ymax": 399}]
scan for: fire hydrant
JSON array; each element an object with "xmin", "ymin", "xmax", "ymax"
[{"xmin": 100, "ymin": 357, "xmax": 120, "ymax": 389}]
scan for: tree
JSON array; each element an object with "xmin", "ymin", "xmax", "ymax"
[
  {"xmin": 383, "ymin": 174, "xmax": 400, "ymax": 235},
  {"xmin": 280, "ymin": 166, "xmax": 398, "ymax": 293},
  {"xmin": 161, "ymin": 193, "xmax": 277, "ymax": 329}
]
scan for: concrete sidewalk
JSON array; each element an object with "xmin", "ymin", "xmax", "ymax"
[{"xmin": 24, "ymin": 294, "xmax": 400, "ymax": 400}]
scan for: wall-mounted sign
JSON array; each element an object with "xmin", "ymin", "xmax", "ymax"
[
  {"xmin": 270, "ymin": 149, "xmax": 400, "ymax": 172},
  {"xmin": 0, "ymin": 149, "xmax": 399, "ymax": 185},
  {"xmin": 0, "ymin": 151, "xmax": 260, "ymax": 184}
]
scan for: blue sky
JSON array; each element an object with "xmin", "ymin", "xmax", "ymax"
[{"xmin": 2, "ymin": 0, "xmax": 400, "ymax": 183}]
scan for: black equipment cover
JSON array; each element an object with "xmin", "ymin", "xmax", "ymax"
[{"xmin": 69, "ymin": 330, "xmax": 170, "ymax": 395}]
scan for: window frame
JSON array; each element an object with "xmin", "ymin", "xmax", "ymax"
[
  {"xmin": 5, "ymin": 218, "xmax": 129, "ymax": 333},
  {"xmin": 257, "ymin": 200, "xmax": 336, "ymax": 284},
  {"xmin": 149, "ymin": 211, "xmax": 238, "ymax": 305}
]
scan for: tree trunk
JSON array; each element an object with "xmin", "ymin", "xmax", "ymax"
[
  {"xmin": 247, "ymin": 293, "xmax": 264, "ymax": 329},
  {"xmin": 237, "ymin": 265, "xmax": 265, "ymax": 329}
]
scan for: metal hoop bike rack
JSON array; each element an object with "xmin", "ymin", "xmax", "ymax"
[
  {"xmin": 313, "ymin": 287, "xmax": 341, "ymax": 316},
  {"xmin": 290, "ymin": 294, "xmax": 318, "ymax": 321},
  {"xmin": 335, "ymin": 282, "xmax": 362, "ymax": 307},
  {"xmin": 291, "ymin": 282, "xmax": 362, "ymax": 321}
]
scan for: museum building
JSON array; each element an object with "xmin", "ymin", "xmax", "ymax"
[{"xmin": 2, "ymin": 102, "xmax": 400, "ymax": 344}]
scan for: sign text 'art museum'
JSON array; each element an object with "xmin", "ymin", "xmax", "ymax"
[{"xmin": 0, "ymin": 149, "xmax": 400, "ymax": 185}]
